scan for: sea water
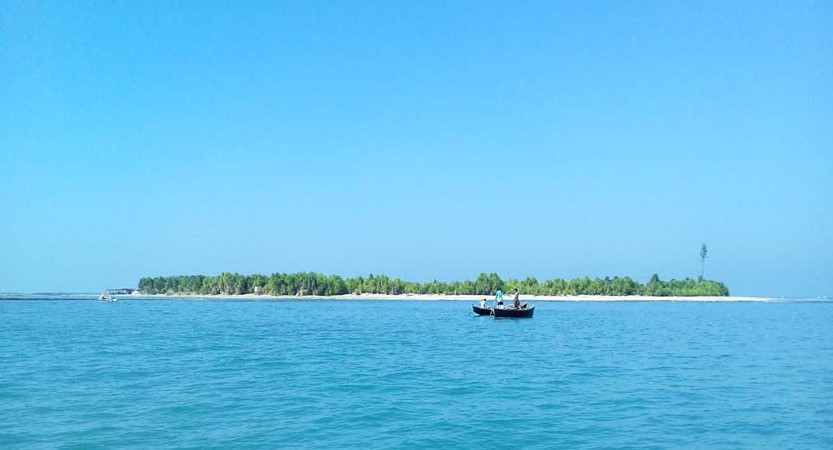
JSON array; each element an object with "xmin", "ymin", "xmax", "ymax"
[{"xmin": 1, "ymin": 298, "xmax": 832, "ymax": 449}]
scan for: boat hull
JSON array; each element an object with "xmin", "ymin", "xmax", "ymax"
[
  {"xmin": 493, "ymin": 306, "xmax": 534, "ymax": 318},
  {"xmin": 472, "ymin": 305, "xmax": 493, "ymax": 316}
]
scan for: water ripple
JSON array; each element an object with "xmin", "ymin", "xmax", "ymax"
[{"xmin": 1, "ymin": 299, "xmax": 832, "ymax": 448}]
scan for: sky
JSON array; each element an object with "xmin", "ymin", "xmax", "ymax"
[{"xmin": 1, "ymin": 1, "xmax": 831, "ymax": 297}]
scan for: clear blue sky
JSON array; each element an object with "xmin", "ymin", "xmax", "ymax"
[{"xmin": 1, "ymin": 1, "xmax": 831, "ymax": 297}]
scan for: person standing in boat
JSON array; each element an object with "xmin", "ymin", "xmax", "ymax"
[
  {"xmin": 513, "ymin": 290, "xmax": 521, "ymax": 309},
  {"xmin": 494, "ymin": 289, "xmax": 504, "ymax": 308},
  {"xmin": 479, "ymin": 298, "xmax": 487, "ymax": 308}
]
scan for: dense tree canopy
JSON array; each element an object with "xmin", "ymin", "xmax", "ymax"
[{"xmin": 138, "ymin": 272, "xmax": 730, "ymax": 297}]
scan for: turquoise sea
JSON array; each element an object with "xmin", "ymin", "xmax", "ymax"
[{"xmin": 1, "ymin": 298, "xmax": 832, "ymax": 449}]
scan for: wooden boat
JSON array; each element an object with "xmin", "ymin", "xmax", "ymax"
[
  {"xmin": 472, "ymin": 304, "xmax": 493, "ymax": 316},
  {"xmin": 493, "ymin": 305, "xmax": 534, "ymax": 318}
]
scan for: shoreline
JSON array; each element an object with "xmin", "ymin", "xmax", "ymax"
[{"xmin": 128, "ymin": 293, "xmax": 775, "ymax": 302}]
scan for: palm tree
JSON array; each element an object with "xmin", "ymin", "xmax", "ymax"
[{"xmin": 700, "ymin": 243, "xmax": 708, "ymax": 281}]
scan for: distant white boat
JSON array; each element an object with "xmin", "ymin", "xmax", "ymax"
[{"xmin": 98, "ymin": 292, "xmax": 118, "ymax": 302}]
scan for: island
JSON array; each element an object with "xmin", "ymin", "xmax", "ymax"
[{"xmin": 137, "ymin": 272, "xmax": 730, "ymax": 298}]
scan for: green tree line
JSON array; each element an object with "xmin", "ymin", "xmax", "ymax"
[{"xmin": 138, "ymin": 272, "xmax": 729, "ymax": 297}]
